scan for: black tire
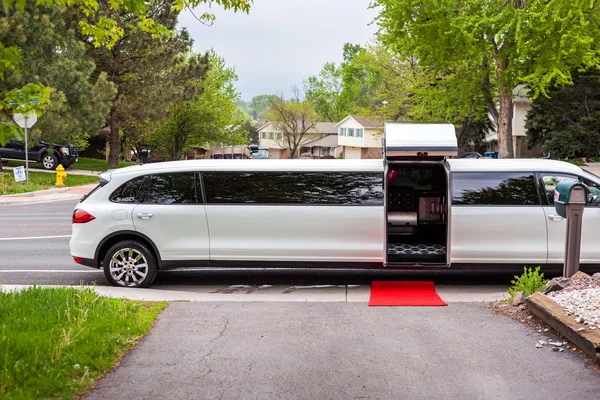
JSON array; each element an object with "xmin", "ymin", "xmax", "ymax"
[
  {"xmin": 102, "ymin": 240, "xmax": 158, "ymax": 288},
  {"xmin": 41, "ymin": 154, "xmax": 58, "ymax": 170}
]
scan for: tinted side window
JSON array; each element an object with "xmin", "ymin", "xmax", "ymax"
[
  {"xmin": 452, "ymin": 172, "xmax": 539, "ymax": 205},
  {"xmin": 202, "ymin": 172, "xmax": 383, "ymax": 205},
  {"xmin": 144, "ymin": 173, "xmax": 197, "ymax": 205},
  {"xmin": 539, "ymin": 174, "xmax": 578, "ymax": 205},
  {"xmin": 109, "ymin": 176, "xmax": 145, "ymax": 203}
]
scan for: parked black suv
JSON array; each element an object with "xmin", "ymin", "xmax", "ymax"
[{"xmin": 0, "ymin": 139, "xmax": 79, "ymax": 170}]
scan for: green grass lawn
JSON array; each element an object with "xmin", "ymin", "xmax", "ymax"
[
  {"xmin": 74, "ymin": 157, "xmax": 137, "ymax": 171},
  {"xmin": 4, "ymin": 157, "xmax": 136, "ymax": 172},
  {"xmin": 0, "ymin": 170, "xmax": 98, "ymax": 195},
  {"xmin": 0, "ymin": 286, "xmax": 166, "ymax": 399}
]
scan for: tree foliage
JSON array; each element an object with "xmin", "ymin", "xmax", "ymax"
[
  {"xmin": 526, "ymin": 69, "xmax": 600, "ymax": 159},
  {"xmin": 266, "ymin": 95, "xmax": 320, "ymax": 159},
  {"xmin": 304, "ymin": 62, "xmax": 348, "ymax": 122},
  {"xmin": 0, "ymin": 4, "xmax": 116, "ymax": 149},
  {"xmin": 304, "ymin": 43, "xmax": 380, "ymax": 122},
  {"xmin": 374, "ymin": 0, "xmax": 600, "ymax": 158},
  {"xmin": 151, "ymin": 52, "xmax": 248, "ymax": 160},
  {"xmin": 82, "ymin": 0, "xmax": 212, "ymax": 165},
  {"xmin": 0, "ymin": 0, "xmax": 251, "ymax": 146}
]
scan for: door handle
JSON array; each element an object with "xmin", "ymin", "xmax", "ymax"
[
  {"xmin": 547, "ymin": 214, "xmax": 563, "ymax": 221},
  {"xmin": 136, "ymin": 213, "xmax": 153, "ymax": 220}
]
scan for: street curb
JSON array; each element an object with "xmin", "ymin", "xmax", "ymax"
[
  {"xmin": 0, "ymin": 284, "xmax": 510, "ymax": 304},
  {"xmin": 526, "ymin": 292, "xmax": 600, "ymax": 361},
  {"xmin": 0, "ymin": 183, "xmax": 97, "ymax": 198}
]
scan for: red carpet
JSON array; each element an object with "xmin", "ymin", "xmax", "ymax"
[{"xmin": 368, "ymin": 281, "xmax": 447, "ymax": 306}]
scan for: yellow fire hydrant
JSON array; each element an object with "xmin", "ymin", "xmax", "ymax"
[{"xmin": 56, "ymin": 164, "xmax": 67, "ymax": 187}]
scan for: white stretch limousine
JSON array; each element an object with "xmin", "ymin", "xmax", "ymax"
[{"xmin": 70, "ymin": 123, "xmax": 600, "ymax": 287}]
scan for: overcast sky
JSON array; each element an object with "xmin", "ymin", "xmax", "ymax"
[{"xmin": 179, "ymin": 0, "xmax": 379, "ymax": 101}]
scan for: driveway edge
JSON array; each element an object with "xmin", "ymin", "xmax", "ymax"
[{"xmin": 526, "ymin": 292, "xmax": 600, "ymax": 361}]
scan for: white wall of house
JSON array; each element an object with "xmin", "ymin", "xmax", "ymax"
[
  {"xmin": 484, "ymin": 98, "xmax": 532, "ymax": 156},
  {"xmin": 337, "ymin": 117, "xmax": 382, "ymax": 150},
  {"xmin": 337, "ymin": 117, "xmax": 367, "ymax": 148},
  {"xmin": 512, "ymin": 101, "xmax": 528, "ymax": 138},
  {"xmin": 258, "ymin": 124, "xmax": 284, "ymax": 150},
  {"xmin": 364, "ymin": 128, "xmax": 383, "ymax": 148},
  {"xmin": 334, "ymin": 145, "xmax": 344, "ymax": 158}
]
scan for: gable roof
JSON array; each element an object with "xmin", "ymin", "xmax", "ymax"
[
  {"xmin": 257, "ymin": 121, "xmax": 337, "ymax": 134},
  {"xmin": 335, "ymin": 115, "xmax": 384, "ymax": 128},
  {"xmin": 256, "ymin": 121, "xmax": 272, "ymax": 131},
  {"xmin": 314, "ymin": 122, "xmax": 337, "ymax": 135}
]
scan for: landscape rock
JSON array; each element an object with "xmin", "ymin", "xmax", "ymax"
[
  {"xmin": 593, "ymin": 272, "xmax": 600, "ymax": 279},
  {"xmin": 544, "ymin": 277, "xmax": 570, "ymax": 294},
  {"xmin": 569, "ymin": 271, "xmax": 592, "ymax": 285},
  {"xmin": 512, "ymin": 291, "xmax": 526, "ymax": 306}
]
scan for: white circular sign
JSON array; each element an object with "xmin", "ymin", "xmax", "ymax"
[{"xmin": 13, "ymin": 113, "xmax": 38, "ymax": 129}]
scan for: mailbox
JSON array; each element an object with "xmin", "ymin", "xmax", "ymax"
[
  {"xmin": 554, "ymin": 181, "xmax": 588, "ymax": 218},
  {"xmin": 553, "ymin": 181, "xmax": 589, "ymax": 278}
]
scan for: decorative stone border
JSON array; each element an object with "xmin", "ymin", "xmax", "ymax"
[{"xmin": 526, "ymin": 292, "xmax": 600, "ymax": 361}]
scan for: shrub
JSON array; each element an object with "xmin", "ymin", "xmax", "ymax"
[{"xmin": 508, "ymin": 266, "xmax": 549, "ymax": 299}]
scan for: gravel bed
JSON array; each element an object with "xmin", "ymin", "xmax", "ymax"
[
  {"xmin": 547, "ymin": 272, "xmax": 600, "ymax": 331},
  {"xmin": 549, "ymin": 288, "xmax": 600, "ymax": 330}
]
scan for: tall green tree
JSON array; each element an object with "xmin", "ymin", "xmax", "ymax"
[
  {"xmin": 117, "ymin": 49, "xmax": 209, "ymax": 160},
  {"xmin": 304, "ymin": 43, "xmax": 380, "ymax": 122},
  {"xmin": 526, "ymin": 69, "xmax": 600, "ymax": 159},
  {"xmin": 0, "ymin": 4, "xmax": 116, "ymax": 150},
  {"xmin": 81, "ymin": 1, "xmax": 210, "ymax": 166},
  {"xmin": 0, "ymin": 0, "xmax": 251, "ymax": 145},
  {"xmin": 151, "ymin": 52, "xmax": 248, "ymax": 160},
  {"xmin": 304, "ymin": 62, "xmax": 348, "ymax": 122},
  {"xmin": 374, "ymin": 0, "xmax": 600, "ymax": 158}
]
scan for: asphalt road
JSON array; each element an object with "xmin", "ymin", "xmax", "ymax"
[
  {"xmin": 90, "ymin": 302, "xmax": 600, "ymax": 400},
  {"xmin": 0, "ymin": 199, "xmax": 574, "ymax": 287}
]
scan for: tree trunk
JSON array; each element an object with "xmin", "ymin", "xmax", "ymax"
[
  {"xmin": 0, "ymin": 157, "xmax": 3, "ymax": 172},
  {"xmin": 108, "ymin": 106, "xmax": 120, "ymax": 167},
  {"xmin": 497, "ymin": 87, "xmax": 514, "ymax": 158}
]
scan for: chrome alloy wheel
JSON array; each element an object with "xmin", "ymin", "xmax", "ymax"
[
  {"xmin": 109, "ymin": 248, "xmax": 149, "ymax": 287},
  {"xmin": 43, "ymin": 155, "xmax": 55, "ymax": 169}
]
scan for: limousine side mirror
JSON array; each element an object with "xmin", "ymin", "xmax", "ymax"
[{"xmin": 554, "ymin": 181, "xmax": 589, "ymax": 218}]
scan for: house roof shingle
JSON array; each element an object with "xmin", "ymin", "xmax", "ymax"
[
  {"xmin": 350, "ymin": 115, "xmax": 384, "ymax": 128},
  {"xmin": 335, "ymin": 115, "xmax": 384, "ymax": 128},
  {"xmin": 257, "ymin": 121, "xmax": 338, "ymax": 135},
  {"xmin": 314, "ymin": 122, "xmax": 337, "ymax": 135}
]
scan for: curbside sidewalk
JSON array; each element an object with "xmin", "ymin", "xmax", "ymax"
[{"xmin": 0, "ymin": 184, "xmax": 96, "ymax": 204}]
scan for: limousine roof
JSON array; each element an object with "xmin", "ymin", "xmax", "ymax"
[
  {"xmin": 104, "ymin": 159, "xmax": 385, "ymax": 178},
  {"xmin": 446, "ymin": 158, "xmax": 584, "ymax": 174},
  {"xmin": 103, "ymin": 158, "xmax": 586, "ymax": 179}
]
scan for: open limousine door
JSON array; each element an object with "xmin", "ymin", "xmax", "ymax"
[{"xmin": 383, "ymin": 123, "xmax": 458, "ymax": 267}]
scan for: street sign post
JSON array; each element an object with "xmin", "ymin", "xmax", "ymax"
[{"xmin": 13, "ymin": 113, "xmax": 38, "ymax": 185}]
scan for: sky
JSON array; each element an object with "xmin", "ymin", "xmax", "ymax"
[{"xmin": 178, "ymin": 0, "xmax": 379, "ymax": 101}]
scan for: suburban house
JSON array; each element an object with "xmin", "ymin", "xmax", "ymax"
[
  {"xmin": 298, "ymin": 122, "xmax": 338, "ymax": 158},
  {"xmin": 335, "ymin": 115, "xmax": 384, "ymax": 159},
  {"xmin": 483, "ymin": 86, "xmax": 540, "ymax": 157},
  {"xmin": 257, "ymin": 116, "xmax": 385, "ymax": 159},
  {"xmin": 257, "ymin": 121, "xmax": 338, "ymax": 159}
]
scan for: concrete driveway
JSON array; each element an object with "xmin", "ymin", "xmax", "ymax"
[{"xmin": 89, "ymin": 302, "xmax": 599, "ymax": 400}]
